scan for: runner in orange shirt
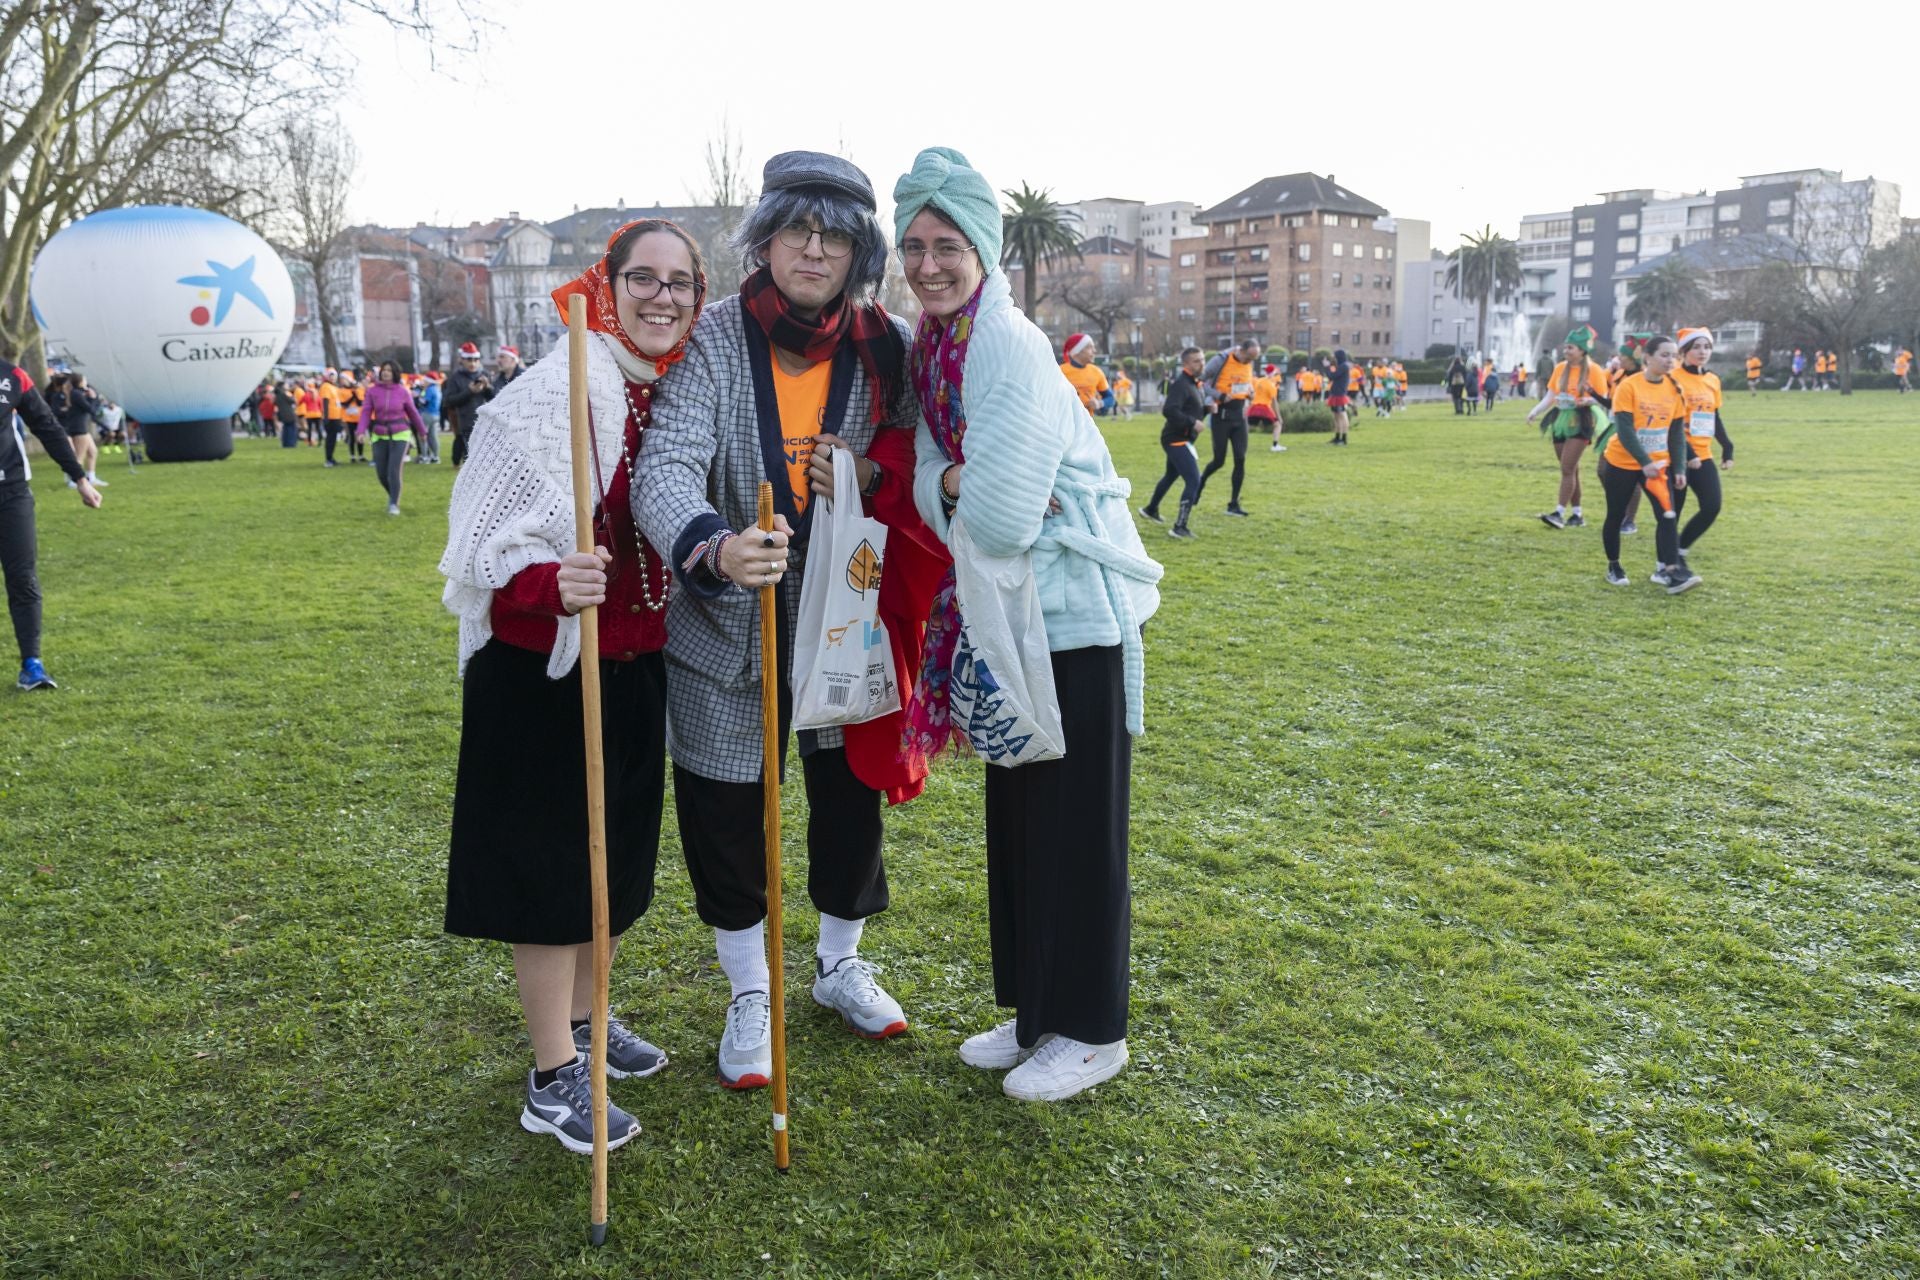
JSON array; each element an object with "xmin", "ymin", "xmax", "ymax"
[
  {"xmin": 1251, "ymin": 364, "xmax": 1285, "ymax": 452},
  {"xmin": 1599, "ymin": 334, "xmax": 1699, "ymax": 592},
  {"xmin": 1059, "ymin": 333, "xmax": 1109, "ymax": 416}
]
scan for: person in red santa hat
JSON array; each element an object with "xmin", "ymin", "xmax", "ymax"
[
  {"xmin": 493, "ymin": 344, "xmax": 526, "ymax": 389},
  {"xmin": 442, "ymin": 341, "xmax": 495, "ymax": 467},
  {"xmin": 1058, "ymin": 332, "xmax": 1108, "ymax": 418}
]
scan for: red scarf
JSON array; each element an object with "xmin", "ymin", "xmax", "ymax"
[
  {"xmin": 550, "ymin": 220, "xmax": 704, "ymax": 377},
  {"xmin": 739, "ymin": 265, "xmax": 901, "ymax": 423}
]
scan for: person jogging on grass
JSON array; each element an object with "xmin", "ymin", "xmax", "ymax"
[
  {"xmin": 2, "ymin": 359, "xmax": 102, "ymax": 692},
  {"xmin": 1326, "ymin": 348, "xmax": 1354, "ymax": 445},
  {"xmin": 1140, "ymin": 346, "xmax": 1206, "ymax": 537},
  {"xmin": 1251, "ymin": 363, "xmax": 1285, "ymax": 449},
  {"xmin": 1669, "ymin": 327, "xmax": 1731, "ymax": 577},
  {"xmin": 356, "ymin": 361, "xmax": 425, "ymax": 516},
  {"xmin": 1895, "ymin": 347, "xmax": 1912, "ymax": 394},
  {"xmin": 1597, "ymin": 334, "xmax": 1699, "ymax": 593},
  {"xmin": 1198, "ymin": 337, "xmax": 1259, "ymax": 514},
  {"xmin": 1746, "ymin": 351, "xmax": 1763, "ymax": 397},
  {"xmin": 1527, "ymin": 324, "xmax": 1609, "ymax": 529}
]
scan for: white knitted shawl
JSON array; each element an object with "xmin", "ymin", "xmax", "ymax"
[{"xmin": 438, "ymin": 330, "xmax": 649, "ymax": 679}]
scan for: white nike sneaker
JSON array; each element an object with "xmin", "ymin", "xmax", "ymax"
[
  {"xmin": 1002, "ymin": 1036, "xmax": 1128, "ymax": 1102},
  {"xmin": 717, "ymin": 990, "xmax": 772, "ymax": 1090},
  {"xmin": 812, "ymin": 956, "xmax": 907, "ymax": 1039},
  {"xmin": 958, "ymin": 1018, "xmax": 1054, "ymax": 1070}
]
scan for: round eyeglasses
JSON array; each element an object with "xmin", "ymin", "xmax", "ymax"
[
  {"xmin": 901, "ymin": 241, "xmax": 977, "ymax": 271},
  {"xmin": 775, "ymin": 222, "xmax": 855, "ymax": 259},
  {"xmin": 618, "ymin": 271, "xmax": 702, "ymax": 308}
]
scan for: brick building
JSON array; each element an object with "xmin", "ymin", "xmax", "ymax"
[{"xmin": 1170, "ymin": 174, "xmax": 1394, "ymax": 354}]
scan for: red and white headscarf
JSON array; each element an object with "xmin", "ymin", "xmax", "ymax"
[{"xmin": 550, "ymin": 220, "xmax": 707, "ymax": 379}]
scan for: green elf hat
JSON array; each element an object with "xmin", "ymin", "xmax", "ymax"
[
  {"xmin": 1565, "ymin": 324, "xmax": 1597, "ymax": 355},
  {"xmin": 1618, "ymin": 332, "xmax": 1655, "ymax": 367}
]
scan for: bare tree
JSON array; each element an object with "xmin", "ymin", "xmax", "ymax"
[
  {"xmin": 1747, "ymin": 182, "xmax": 1893, "ymax": 394},
  {"xmin": 1055, "ymin": 271, "xmax": 1138, "ymax": 357},
  {"xmin": 271, "ymin": 118, "xmax": 358, "ymax": 369},
  {"xmin": 0, "ymin": 0, "xmax": 483, "ymax": 373},
  {"xmin": 682, "ymin": 113, "xmax": 755, "ymax": 297}
]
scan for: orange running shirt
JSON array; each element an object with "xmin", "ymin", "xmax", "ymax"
[
  {"xmin": 1251, "ymin": 376, "xmax": 1279, "ymax": 410},
  {"xmin": 1060, "ymin": 359, "xmax": 1109, "ymax": 412},
  {"xmin": 1896, "ymin": 350, "xmax": 1912, "ymax": 376},
  {"xmin": 1746, "ymin": 356, "xmax": 1763, "ymax": 380},
  {"xmin": 1547, "ymin": 359, "xmax": 1609, "ymax": 407},
  {"xmin": 1604, "ymin": 372, "xmax": 1686, "ymax": 469},
  {"xmin": 1215, "ymin": 354, "xmax": 1256, "ymax": 400},
  {"xmin": 1670, "ymin": 366, "xmax": 1723, "ymax": 460},
  {"xmin": 772, "ymin": 357, "xmax": 831, "ymax": 515}
]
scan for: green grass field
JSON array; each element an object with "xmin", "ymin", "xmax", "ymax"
[{"xmin": 3, "ymin": 392, "xmax": 1916, "ymax": 1278}]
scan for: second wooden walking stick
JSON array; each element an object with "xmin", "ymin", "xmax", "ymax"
[
  {"xmin": 757, "ymin": 480, "xmax": 791, "ymax": 1172},
  {"xmin": 564, "ymin": 293, "xmax": 615, "ymax": 1243}
]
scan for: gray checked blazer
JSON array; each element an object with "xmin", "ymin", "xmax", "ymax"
[{"xmin": 632, "ymin": 295, "xmax": 917, "ymax": 784}]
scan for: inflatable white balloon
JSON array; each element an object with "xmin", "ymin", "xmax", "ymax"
[{"xmin": 32, "ymin": 205, "xmax": 295, "ymax": 461}]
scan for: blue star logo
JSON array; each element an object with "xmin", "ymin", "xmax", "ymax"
[{"xmin": 176, "ymin": 256, "xmax": 274, "ymax": 324}]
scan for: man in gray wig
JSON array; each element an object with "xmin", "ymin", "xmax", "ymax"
[{"xmin": 634, "ymin": 151, "xmax": 918, "ymax": 1089}]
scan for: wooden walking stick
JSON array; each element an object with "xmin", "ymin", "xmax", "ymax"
[
  {"xmin": 757, "ymin": 480, "xmax": 791, "ymax": 1172},
  {"xmin": 564, "ymin": 294, "xmax": 615, "ymax": 1245}
]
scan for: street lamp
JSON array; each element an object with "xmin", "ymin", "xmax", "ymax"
[{"xmin": 1453, "ymin": 317, "xmax": 1468, "ymax": 362}]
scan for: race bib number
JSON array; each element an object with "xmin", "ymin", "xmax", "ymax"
[
  {"xmin": 1635, "ymin": 426, "xmax": 1669, "ymax": 455},
  {"xmin": 1230, "ymin": 382, "xmax": 1252, "ymax": 397},
  {"xmin": 1554, "ymin": 392, "xmax": 1576, "ymax": 408},
  {"xmin": 1689, "ymin": 411, "xmax": 1716, "ymax": 439}
]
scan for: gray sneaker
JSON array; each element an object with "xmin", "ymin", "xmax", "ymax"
[
  {"xmin": 812, "ymin": 956, "xmax": 907, "ymax": 1039},
  {"xmin": 572, "ymin": 1015, "xmax": 668, "ymax": 1080},
  {"xmin": 520, "ymin": 1057, "xmax": 641, "ymax": 1155}
]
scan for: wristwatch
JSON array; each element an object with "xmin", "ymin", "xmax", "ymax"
[{"xmin": 861, "ymin": 460, "xmax": 884, "ymax": 498}]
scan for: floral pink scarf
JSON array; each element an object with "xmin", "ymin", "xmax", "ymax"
[{"xmin": 901, "ymin": 279, "xmax": 986, "ymax": 764}]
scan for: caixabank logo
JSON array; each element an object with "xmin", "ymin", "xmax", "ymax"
[{"xmin": 164, "ymin": 255, "xmax": 280, "ymax": 362}]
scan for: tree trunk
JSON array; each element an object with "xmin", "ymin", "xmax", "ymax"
[
  {"xmin": 1475, "ymin": 294, "xmax": 1489, "ymax": 363},
  {"xmin": 1022, "ymin": 262, "xmax": 1038, "ymax": 318}
]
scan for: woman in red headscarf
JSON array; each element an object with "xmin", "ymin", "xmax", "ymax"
[{"xmin": 438, "ymin": 219, "xmax": 705, "ymax": 1155}]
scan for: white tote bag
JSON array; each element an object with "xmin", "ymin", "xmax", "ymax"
[
  {"xmin": 946, "ymin": 515, "xmax": 1066, "ymax": 767},
  {"xmin": 791, "ymin": 447, "xmax": 901, "ymax": 729}
]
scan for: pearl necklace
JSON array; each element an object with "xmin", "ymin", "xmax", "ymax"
[{"xmin": 619, "ymin": 380, "xmax": 668, "ymax": 614}]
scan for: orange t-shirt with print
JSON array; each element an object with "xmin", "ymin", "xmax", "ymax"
[
  {"xmin": 1670, "ymin": 365, "xmax": 1723, "ymax": 460},
  {"xmin": 1603, "ymin": 372, "xmax": 1685, "ymax": 470},
  {"xmin": 772, "ymin": 358, "xmax": 831, "ymax": 515}
]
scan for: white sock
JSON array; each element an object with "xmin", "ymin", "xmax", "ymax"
[
  {"xmin": 816, "ymin": 913, "xmax": 864, "ymax": 973},
  {"xmin": 1571, "ymin": 506, "xmax": 1582, "ymax": 517},
  {"xmin": 1553, "ymin": 504, "xmax": 1565, "ymax": 516},
  {"xmin": 715, "ymin": 924, "xmax": 768, "ymax": 1000}
]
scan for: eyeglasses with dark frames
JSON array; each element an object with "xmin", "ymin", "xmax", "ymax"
[
  {"xmin": 774, "ymin": 222, "xmax": 855, "ymax": 259},
  {"xmin": 618, "ymin": 271, "xmax": 703, "ymax": 308}
]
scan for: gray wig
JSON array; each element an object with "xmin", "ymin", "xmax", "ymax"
[{"xmin": 729, "ymin": 187, "xmax": 892, "ymax": 307}]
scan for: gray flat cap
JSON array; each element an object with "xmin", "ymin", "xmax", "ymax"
[{"xmin": 761, "ymin": 151, "xmax": 876, "ymax": 212}]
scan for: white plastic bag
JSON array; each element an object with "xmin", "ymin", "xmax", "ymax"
[
  {"xmin": 791, "ymin": 447, "xmax": 900, "ymax": 729},
  {"xmin": 947, "ymin": 515, "xmax": 1066, "ymax": 767}
]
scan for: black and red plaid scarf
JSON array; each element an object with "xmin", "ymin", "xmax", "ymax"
[{"xmin": 740, "ymin": 265, "xmax": 900, "ymax": 423}]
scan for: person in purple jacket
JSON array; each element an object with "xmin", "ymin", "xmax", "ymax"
[{"xmin": 356, "ymin": 360, "xmax": 426, "ymax": 515}]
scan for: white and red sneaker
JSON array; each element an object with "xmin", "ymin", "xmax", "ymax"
[
  {"xmin": 811, "ymin": 956, "xmax": 907, "ymax": 1039},
  {"xmin": 717, "ymin": 991, "xmax": 771, "ymax": 1089},
  {"xmin": 1002, "ymin": 1036, "xmax": 1128, "ymax": 1102}
]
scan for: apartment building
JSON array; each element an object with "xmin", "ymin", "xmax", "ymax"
[{"xmin": 1169, "ymin": 173, "xmax": 1394, "ymax": 353}]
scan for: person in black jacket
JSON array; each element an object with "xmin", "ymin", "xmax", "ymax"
[
  {"xmin": 1, "ymin": 360, "xmax": 102, "ymax": 691},
  {"xmin": 441, "ymin": 343, "xmax": 495, "ymax": 467},
  {"xmin": 48, "ymin": 372, "xmax": 106, "ymax": 485},
  {"xmin": 1138, "ymin": 347, "xmax": 1207, "ymax": 539}
]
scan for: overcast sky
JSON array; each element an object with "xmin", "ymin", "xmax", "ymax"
[{"xmin": 341, "ymin": 0, "xmax": 1916, "ymax": 250}]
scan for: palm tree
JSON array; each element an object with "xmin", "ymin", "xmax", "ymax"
[
  {"xmin": 1444, "ymin": 226, "xmax": 1522, "ymax": 360},
  {"xmin": 1000, "ymin": 183, "xmax": 1082, "ymax": 319},
  {"xmin": 1625, "ymin": 259, "xmax": 1707, "ymax": 335}
]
